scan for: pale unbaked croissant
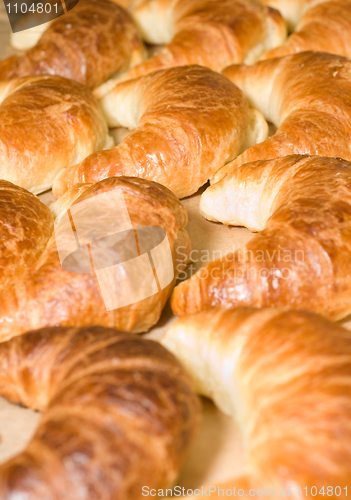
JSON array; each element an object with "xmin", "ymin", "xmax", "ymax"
[
  {"xmin": 53, "ymin": 65, "xmax": 268, "ymax": 200},
  {"xmin": 0, "ymin": 181, "xmax": 54, "ymax": 288},
  {"xmin": 264, "ymin": 0, "xmax": 351, "ymax": 59},
  {"xmin": 121, "ymin": 0, "xmax": 286, "ymax": 81},
  {"xmin": 162, "ymin": 308, "xmax": 351, "ymax": 493},
  {"xmin": 0, "ymin": 75, "xmax": 112, "ymax": 194},
  {"xmin": 213, "ymin": 52, "xmax": 351, "ymax": 183},
  {"xmin": 0, "ymin": 324, "xmax": 200, "ymax": 498},
  {"xmin": 171, "ymin": 155, "xmax": 351, "ymax": 321},
  {"xmin": 0, "ymin": 176, "xmax": 190, "ymax": 341},
  {"xmin": 0, "ymin": 0, "xmax": 145, "ymax": 89}
]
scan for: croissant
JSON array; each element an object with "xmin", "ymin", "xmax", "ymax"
[
  {"xmin": 261, "ymin": 0, "xmax": 321, "ymax": 30},
  {"xmin": 0, "ymin": 75, "xmax": 112, "ymax": 194},
  {"xmin": 162, "ymin": 307, "xmax": 351, "ymax": 492},
  {"xmin": 171, "ymin": 155, "xmax": 351, "ymax": 321},
  {"xmin": 0, "ymin": 324, "xmax": 200, "ymax": 498},
  {"xmin": 264, "ymin": 1, "xmax": 351, "ymax": 59},
  {"xmin": 53, "ymin": 65, "xmax": 268, "ymax": 200},
  {"xmin": 10, "ymin": 0, "xmax": 137, "ymax": 50},
  {"xmin": 213, "ymin": 51, "xmax": 351, "ymax": 183},
  {"xmin": 119, "ymin": 0, "xmax": 286, "ymax": 81},
  {"xmin": 0, "ymin": 176, "xmax": 190, "ymax": 341},
  {"xmin": 0, "ymin": 0, "xmax": 145, "ymax": 89},
  {"xmin": 0, "ymin": 180, "xmax": 54, "ymax": 288}
]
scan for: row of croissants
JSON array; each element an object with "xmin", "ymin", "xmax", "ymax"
[{"xmin": 0, "ymin": 0, "xmax": 350, "ymax": 497}]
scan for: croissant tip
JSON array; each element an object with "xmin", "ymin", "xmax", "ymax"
[
  {"xmin": 170, "ymin": 285, "xmax": 186, "ymax": 317},
  {"xmin": 171, "ymin": 276, "xmax": 203, "ymax": 317}
]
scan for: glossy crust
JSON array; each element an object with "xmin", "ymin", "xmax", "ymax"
[
  {"xmin": 172, "ymin": 155, "xmax": 351, "ymax": 321},
  {"xmin": 0, "ymin": 0, "xmax": 145, "ymax": 89},
  {"xmin": 0, "ymin": 181, "xmax": 54, "ymax": 288},
  {"xmin": 0, "ymin": 325, "xmax": 200, "ymax": 498},
  {"xmin": 264, "ymin": 1, "xmax": 351, "ymax": 59},
  {"xmin": 214, "ymin": 52, "xmax": 351, "ymax": 182},
  {"xmin": 0, "ymin": 75, "xmax": 112, "ymax": 194},
  {"xmin": 0, "ymin": 177, "xmax": 191, "ymax": 341},
  {"xmin": 123, "ymin": 0, "xmax": 286, "ymax": 79},
  {"xmin": 53, "ymin": 66, "xmax": 268, "ymax": 199},
  {"xmin": 162, "ymin": 308, "xmax": 351, "ymax": 494}
]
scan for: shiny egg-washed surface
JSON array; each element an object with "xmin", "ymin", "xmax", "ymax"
[
  {"xmin": 0, "ymin": 0, "xmax": 145, "ymax": 89},
  {"xmin": 0, "ymin": 181, "xmax": 53, "ymax": 288},
  {"xmin": 172, "ymin": 155, "xmax": 351, "ymax": 321},
  {"xmin": 0, "ymin": 176, "xmax": 191, "ymax": 341},
  {"xmin": 214, "ymin": 52, "xmax": 351, "ymax": 181},
  {"xmin": 0, "ymin": 75, "xmax": 111, "ymax": 194},
  {"xmin": 53, "ymin": 65, "xmax": 268, "ymax": 199},
  {"xmin": 0, "ymin": 325, "xmax": 200, "ymax": 499},
  {"xmin": 124, "ymin": 0, "xmax": 286, "ymax": 79},
  {"xmin": 163, "ymin": 308, "xmax": 351, "ymax": 495},
  {"xmin": 264, "ymin": 1, "xmax": 351, "ymax": 59}
]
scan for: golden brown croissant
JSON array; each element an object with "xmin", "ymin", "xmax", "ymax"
[
  {"xmin": 0, "ymin": 176, "xmax": 190, "ymax": 341},
  {"xmin": 213, "ymin": 51, "xmax": 351, "ymax": 183},
  {"xmin": 171, "ymin": 155, "xmax": 351, "ymax": 321},
  {"xmin": 0, "ymin": 180, "xmax": 54, "ymax": 288},
  {"xmin": 10, "ymin": 0, "xmax": 138, "ymax": 50},
  {"xmin": 0, "ymin": 324, "xmax": 200, "ymax": 498},
  {"xmin": 53, "ymin": 65, "xmax": 268, "ymax": 200},
  {"xmin": 162, "ymin": 307, "xmax": 351, "ymax": 494},
  {"xmin": 120, "ymin": 0, "xmax": 286, "ymax": 81},
  {"xmin": 0, "ymin": 75, "xmax": 112, "ymax": 194},
  {"xmin": 264, "ymin": 0, "xmax": 351, "ymax": 59},
  {"xmin": 0, "ymin": 0, "xmax": 145, "ymax": 89}
]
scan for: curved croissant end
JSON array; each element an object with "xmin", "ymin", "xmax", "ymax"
[
  {"xmin": 162, "ymin": 308, "xmax": 351, "ymax": 492},
  {"xmin": 123, "ymin": 0, "xmax": 286, "ymax": 80},
  {"xmin": 0, "ymin": 325, "xmax": 200, "ymax": 498},
  {"xmin": 0, "ymin": 176, "xmax": 191, "ymax": 341},
  {"xmin": 264, "ymin": 1, "xmax": 351, "ymax": 60},
  {"xmin": 213, "ymin": 51, "xmax": 351, "ymax": 183},
  {"xmin": 0, "ymin": 0, "xmax": 145, "ymax": 89},
  {"xmin": 0, "ymin": 75, "xmax": 112, "ymax": 195},
  {"xmin": 53, "ymin": 65, "xmax": 268, "ymax": 200},
  {"xmin": 171, "ymin": 155, "xmax": 351, "ymax": 321}
]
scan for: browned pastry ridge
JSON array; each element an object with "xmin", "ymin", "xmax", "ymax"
[
  {"xmin": 264, "ymin": 0, "xmax": 351, "ymax": 59},
  {"xmin": 171, "ymin": 155, "xmax": 351, "ymax": 321},
  {"xmin": 0, "ymin": 176, "xmax": 191, "ymax": 341},
  {"xmin": 213, "ymin": 51, "xmax": 351, "ymax": 182},
  {"xmin": 162, "ymin": 308, "xmax": 351, "ymax": 494},
  {"xmin": 121, "ymin": 0, "xmax": 286, "ymax": 80},
  {"xmin": 0, "ymin": 181, "xmax": 53, "ymax": 288},
  {"xmin": 0, "ymin": 0, "xmax": 145, "ymax": 89},
  {"xmin": 53, "ymin": 65, "xmax": 268, "ymax": 199},
  {"xmin": 0, "ymin": 75, "xmax": 112, "ymax": 194},
  {"xmin": 0, "ymin": 325, "xmax": 200, "ymax": 499}
]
